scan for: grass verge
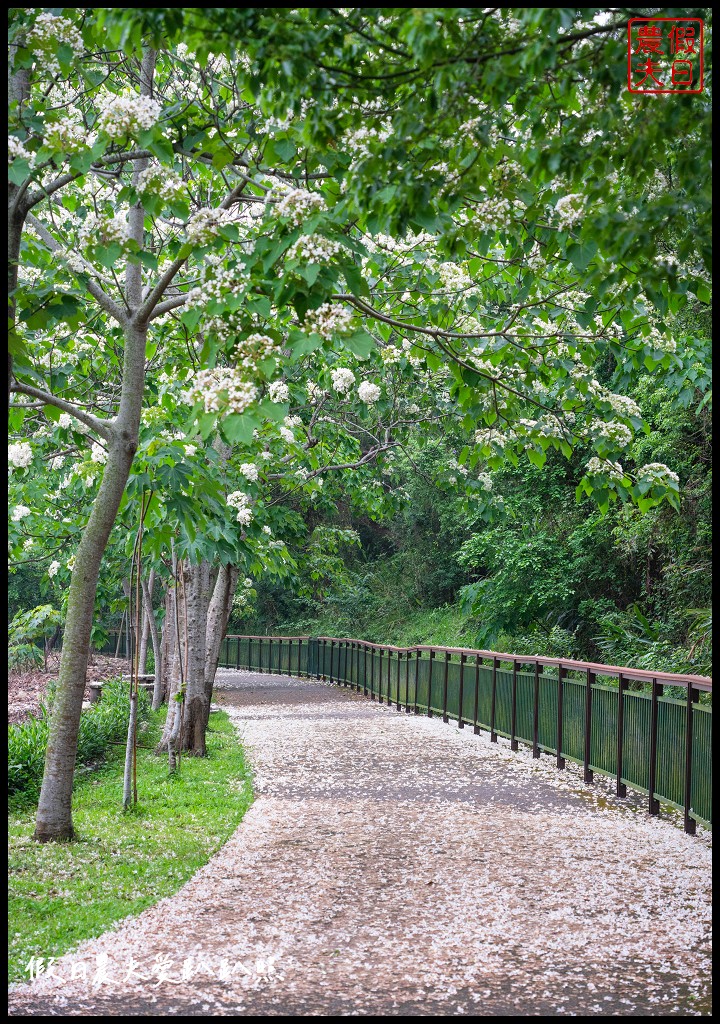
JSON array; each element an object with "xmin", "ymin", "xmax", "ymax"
[{"xmin": 8, "ymin": 707, "xmax": 253, "ymax": 984}]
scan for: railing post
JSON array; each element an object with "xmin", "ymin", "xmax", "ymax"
[
  {"xmin": 510, "ymin": 659, "xmax": 518, "ymax": 750},
  {"xmin": 378, "ymin": 646, "xmax": 384, "ymax": 703},
  {"xmin": 308, "ymin": 636, "xmax": 319, "ymax": 679},
  {"xmin": 363, "ymin": 643, "xmax": 368, "ymax": 697},
  {"xmin": 684, "ymin": 685, "xmax": 698, "ymax": 834},
  {"xmin": 427, "ymin": 650, "xmax": 435, "ymax": 717},
  {"xmin": 556, "ymin": 664, "xmax": 566, "ymax": 769},
  {"xmin": 473, "ymin": 654, "xmax": 481, "ymax": 735},
  {"xmin": 532, "ymin": 661, "xmax": 540, "ymax": 757},
  {"xmin": 413, "ymin": 649, "xmax": 421, "ymax": 714},
  {"xmin": 458, "ymin": 653, "xmax": 466, "ymax": 729},
  {"xmin": 387, "ymin": 646, "xmax": 392, "ymax": 706},
  {"xmin": 490, "ymin": 656, "xmax": 498, "ymax": 742},
  {"xmin": 584, "ymin": 669, "xmax": 595, "ymax": 784},
  {"xmin": 329, "ymin": 639, "xmax": 335, "ymax": 685},
  {"xmin": 616, "ymin": 673, "xmax": 627, "ymax": 796},
  {"xmin": 370, "ymin": 644, "xmax": 376, "ymax": 700},
  {"xmin": 405, "ymin": 651, "xmax": 411, "ymax": 712},
  {"xmin": 648, "ymin": 678, "xmax": 663, "ymax": 815},
  {"xmin": 395, "ymin": 650, "xmax": 402, "ymax": 711},
  {"xmin": 442, "ymin": 650, "xmax": 450, "ymax": 723}
]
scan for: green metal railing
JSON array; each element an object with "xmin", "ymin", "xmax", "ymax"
[{"xmin": 217, "ymin": 634, "xmax": 712, "ymax": 834}]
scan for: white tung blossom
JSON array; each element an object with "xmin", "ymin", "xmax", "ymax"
[
  {"xmin": 586, "ymin": 457, "xmax": 625, "ymax": 483},
  {"xmin": 330, "ymin": 368, "xmax": 356, "ymax": 395},
  {"xmin": 185, "ymin": 368, "xmax": 258, "ymax": 416},
  {"xmin": 47, "ymin": 560, "xmax": 61, "ymax": 578},
  {"xmin": 8, "ymin": 442, "xmax": 33, "ymax": 469},
  {"xmin": 27, "ymin": 13, "xmax": 83, "ymax": 74},
  {"xmin": 11, "ymin": 505, "xmax": 31, "ymax": 521},
  {"xmin": 357, "ymin": 381, "xmax": 381, "ymax": 404},
  {"xmin": 8, "ymin": 135, "xmax": 34, "ymax": 165},
  {"xmin": 97, "ymin": 90, "xmax": 163, "ymax": 139},
  {"xmin": 636, "ymin": 463, "xmax": 680, "ymax": 486},
  {"xmin": 186, "ymin": 207, "xmax": 236, "ymax": 246},
  {"xmin": 58, "ymin": 413, "xmax": 74, "ymax": 429},
  {"xmin": 272, "ymin": 188, "xmax": 326, "ymax": 226},
  {"xmin": 90, "ymin": 443, "xmax": 107, "ymax": 464},
  {"xmin": 267, "ymin": 381, "xmax": 290, "ymax": 403},
  {"xmin": 286, "ymin": 233, "xmax": 344, "ymax": 263},
  {"xmin": 304, "ymin": 303, "xmax": 354, "ymax": 340},
  {"xmin": 239, "ymin": 463, "xmax": 259, "ymax": 482},
  {"xmin": 555, "ymin": 194, "xmax": 585, "ymax": 231}
]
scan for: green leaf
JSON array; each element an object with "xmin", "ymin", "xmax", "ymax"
[
  {"xmin": 566, "ymin": 239, "xmax": 598, "ymax": 272},
  {"xmin": 221, "ymin": 413, "xmax": 257, "ymax": 444},
  {"xmin": 343, "ymin": 331, "xmax": 375, "ymax": 359}
]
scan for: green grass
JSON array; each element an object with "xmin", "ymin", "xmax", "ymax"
[{"xmin": 8, "ymin": 708, "xmax": 253, "ymax": 983}]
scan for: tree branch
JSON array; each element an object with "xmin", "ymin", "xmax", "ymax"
[
  {"xmin": 26, "ymin": 212, "xmax": 126, "ymax": 324},
  {"xmin": 10, "ymin": 382, "xmax": 114, "ymax": 440}
]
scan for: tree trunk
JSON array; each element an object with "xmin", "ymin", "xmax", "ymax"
[
  {"xmin": 138, "ymin": 568, "xmax": 154, "ymax": 675},
  {"xmin": 33, "ymin": 425, "xmax": 143, "ymax": 841},
  {"xmin": 142, "ymin": 572, "xmax": 163, "ymax": 709},
  {"xmin": 203, "ymin": 565, "xmax": 240, "ymax": 721},
  {"xmin": 181, "ymin": 561, "xmax": 217, "ymax": 756},
  {"xmin": 157, "ymin": 579, "xmax": 183, "ymax": 753}
]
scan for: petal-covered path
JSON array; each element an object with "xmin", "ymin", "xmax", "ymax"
[{"xmin": 9, "ymin": 671, "xmax": 712, "ymax": 1016}]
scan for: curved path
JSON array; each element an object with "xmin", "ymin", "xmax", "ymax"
[{"xmin": 9, "ymin": 671, "xmax": 712, "ymax": 1016}]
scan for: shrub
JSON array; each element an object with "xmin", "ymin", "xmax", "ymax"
[{"xmin": 8, "ymin": 678, "xmax": 150, "ymax": 803}]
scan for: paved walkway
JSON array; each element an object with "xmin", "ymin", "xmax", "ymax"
[{"xmin": 9, "ymin": 672, "xmax": 712, "ymax": 1016}]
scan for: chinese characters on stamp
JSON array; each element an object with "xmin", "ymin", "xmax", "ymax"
[{"xmin": 628, "ymin": 18, "xmax": 704, "ymax": 94}]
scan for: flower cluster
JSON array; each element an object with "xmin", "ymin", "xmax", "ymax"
[
  {"xmin": 475, "ymin": 429, "xmax": 511, "ymax": 450},
  {"xmin": 44, "ymin": 116, "xmax": 90, "ymax": 154},
  {"xmin": 267, "ymin": 381, "xmax": 290, "ymax": 403},
  {"xmin": 27, "ymin": 13, "xmax": 83, "ymax": 74},
  {"xmin": 11, "ymin": 505, "xmax": 31, "ymax": 521},
  {"xmin": 644, "ymin": 325, "xmax": 677, "ymax": 354},
  {"xmin": 136, "ymin": 164, "xmax": 185, "ymax": 202},
  {"xmin": 307, "ymin": 382, "xmax": 326, "ymax": 403},
  {"xmin": 232, "ymin": 577, "xmax": 255, "ymax": 613},
  {"xmin": 636, "ymin": 463, "xmax": 680, "ymax": 486},
  {"xmin": 555, "ymin": 194, "xmax": 584, "ymax": 231},
  {"xmin": 304, "ymin": 303, "xmax": 354, "ymax": 340},
  {"xmin": 279, "ymin": 426, "xmax": 295, "ymax": 444},
  {"xmin": 330, "ymin": 368, "xmax": 356, "ymax": 394},
  {"xmin": 186, "ymin": 207, "xmax": 235, "ymax": 246},
  {"xmin": 436, "ymin": 261, "xmax": 474, "ymax": 291},
  {"xmin": 185, "ymin": 368, "xmax": 258, "ymax": 416},
  {"xmin": 471, "ymin": 194, "xmax": 519, "ymax": 233},
  {"xmin": 604, "ymin": 393, "xmax": 641, "ymax": 418},
  {"xmin": 286, "ymin": 234, "xmax": 343, "ymax": 263},
  {"xmin": 358, "ymin": 381, "xmax": 381, "ymax": 404},
  {"xmin": 8, "ymin": 136, "xmax": 34, "ymax": 165},
  {"xmin": 227, "ymin": 490, "xmax": 254, "ymax": 525},
  {"xmin": 284, "ymin": 415, "xmax": 302, "ymax": 428},
  {"xmin": 380, "ymin": 345, "xmax": 402, "ymax": 365},
  {"xmin": 48, "ymin": 560, "xmax": 61, "ymax": 578},
  {"xmin": 586, "ymin": 457, "xmax": 625, "ymax": 483},
  {"xmin": 272, "ymin": 188, "xmax": 326, "ymax": 226},
  {"xmin": 90, "ymin": 443, "xmax": 107, "ymax": 464},
  {"xmin": 239, "ymin": 463, "xmax": 259, "ymax": 482},
  {"xmin": 477, "ymin": 473, "xmax": 494, "ymax": 491},
  {"xmin": 236, "ymin": 334, "xmax": 282, "ymax": 373},
  {"xmin": 596, "ymin": 420, "xmax": 633, "ymax": 448},
  {"xmin": 8, "ymin": 442, "xmax": 33, "ymax": 469},
  {"xmin": 97, "ymin": 91, "xmax": 162, "ymax": 139},
  {"xmin": 78, "ymin": 212, "xmax": 130, "ymax": 250}
]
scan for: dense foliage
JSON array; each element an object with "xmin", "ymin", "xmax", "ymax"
[
  {"xmin": 8, "ymin": 679, "xmax": 150, "ymax": 804},
  {"xmin": 6, "ymin": 7, "xmax": 712, "ymax": 837}
]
